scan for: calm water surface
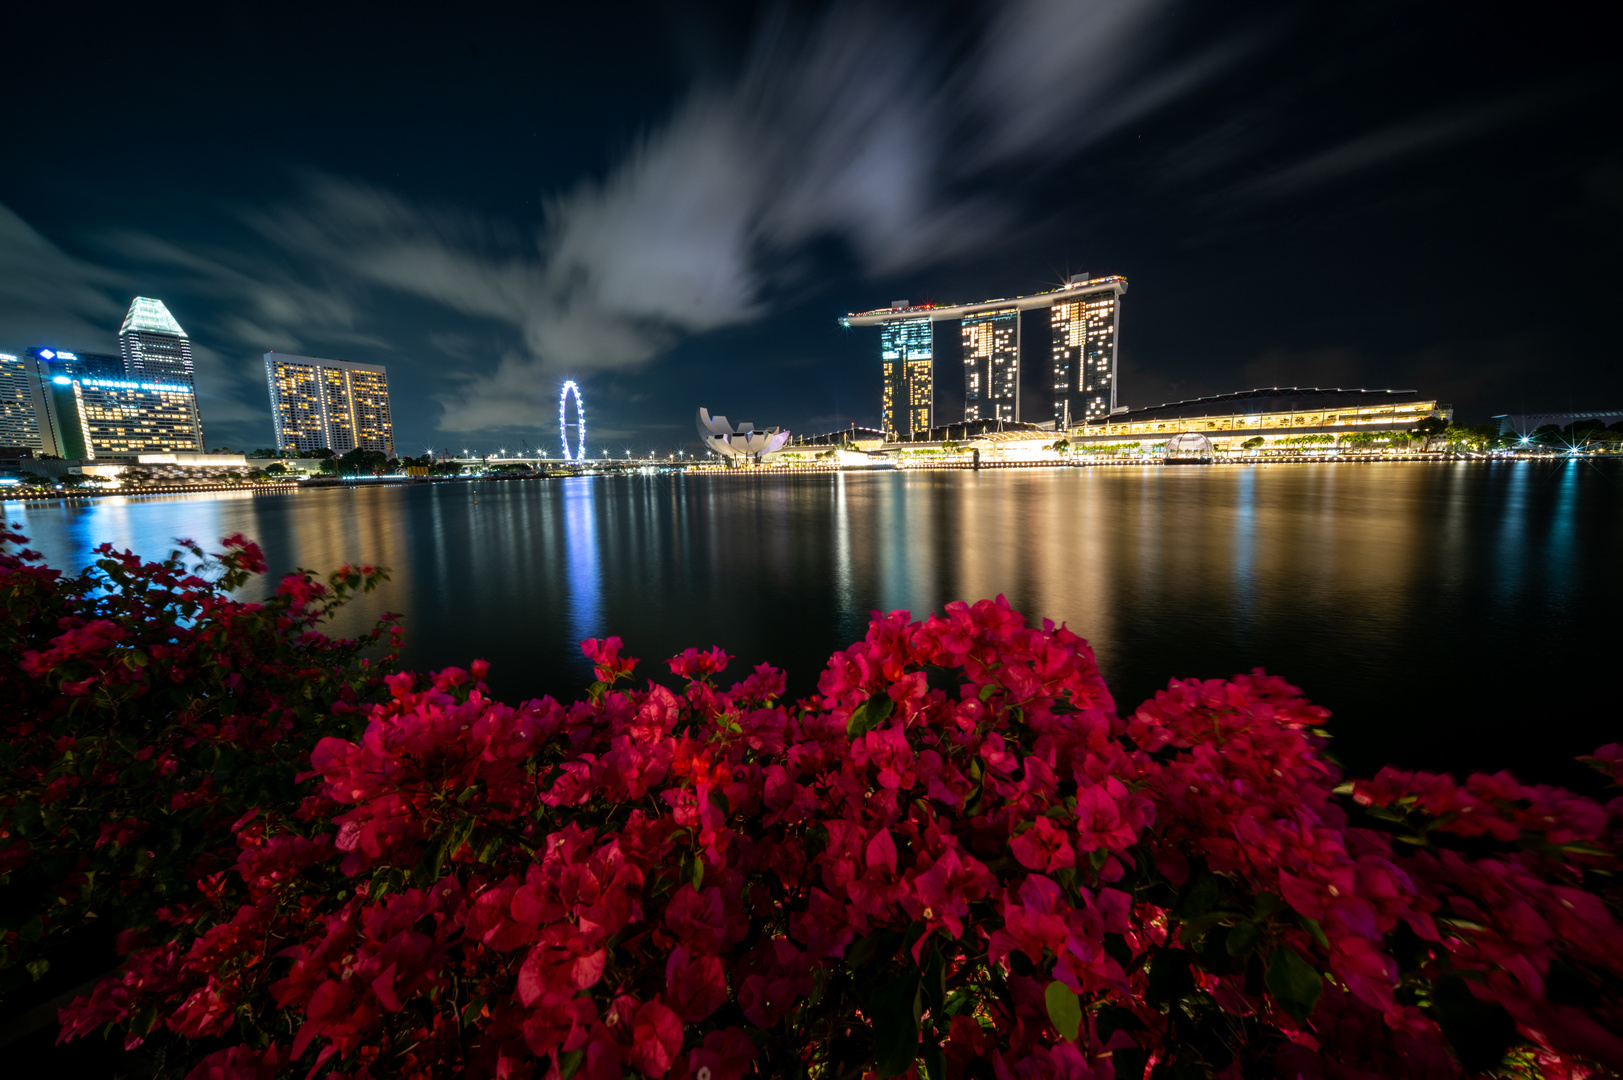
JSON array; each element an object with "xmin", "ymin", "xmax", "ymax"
[{"xmin": 8, "ymin": 462, "xmax": 1620, "ymax": 787}]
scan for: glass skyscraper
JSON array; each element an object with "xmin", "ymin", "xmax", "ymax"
[
  {"xmin": 961, "ymin": 308, "xmax": 1019, "ymax": 423},
  {"xmin": 265, "ymin": 353, "xmax": 395, "ymax": 457},
  {"xmin": 879, "ymin": 318, "xmax": 933, "ymax": 440},
  {"xmin": 1050, "ymin": 280, "xmax": 1124, "ymax": 431},
  {"xmin": 119, "ymin": 297, "xmax": 204, "ymax": 445}
]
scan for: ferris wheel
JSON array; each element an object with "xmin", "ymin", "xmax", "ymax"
[{"xmin": 559, "ymin": 381, "xmax": 586, "ymax": 461}]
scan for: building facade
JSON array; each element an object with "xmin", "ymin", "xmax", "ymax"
[
  {"xmin": 961, "ymin": 308, "xmax": 1019, "ymax": 423},
  {"xmin": 25, "ymin": 349, "xmax": 201, "ymax": 458},
  {"xmin": 1050, "ymin": 276, "xmax": 1125, "ymax": 431},
  {"xmin": 265, "ymin": 353, "xmax": 395, "ymax": 457},
  {"xmin": 0, "ymin": 352, "xmax": 47, "ymax": 451},
  {"xmin": 119, "ymin": 297, "xmax": 204, "ymax": 445},
  {"xmin": 1078, "ymin": 388, "xmax": 1448, "ymax": 445},
  {"xmin": 878, "ymin": 316, "xmax": 933, "ymax": 440}
]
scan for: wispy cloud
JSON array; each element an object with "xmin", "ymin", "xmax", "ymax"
[
  {"xmin": 0, "ymin": 202, "xmax": 126, "ymax": 350},
  {"xmin": 221, "ymin": 1, "xmax": 1251, "ymax": 432},
  {"xmin": 1232, "ymin": 87, "xmax": 1567, "ymax": 202},
  {"xmin": 7, "ymin": 1, "xmax": 1256, "ymax": 437}
]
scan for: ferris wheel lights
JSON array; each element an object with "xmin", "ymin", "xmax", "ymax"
[{"xmin": 559, "ymin": 381, "xmax": 586, "ymax": 461}]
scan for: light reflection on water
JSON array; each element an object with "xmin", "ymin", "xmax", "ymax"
[{"xmin": 7, "ymin": 462, "xmax": 1620, "ymax": 785}]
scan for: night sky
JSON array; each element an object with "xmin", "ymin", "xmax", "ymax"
[{"xmin": 2, "ymin": 0, "xmax": 1618, "ymax": 455}]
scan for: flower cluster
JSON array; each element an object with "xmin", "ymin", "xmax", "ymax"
[
  {"xmin": 0, "ymin": 526, "xmax": 396, "ymax": 1008},
  {"xmin": 8, "ymin": 532, "xmax": 1621, "ymax": 1078}
]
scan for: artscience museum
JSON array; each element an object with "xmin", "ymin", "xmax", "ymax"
[{"xmin": 697, "ymin": 408, "xmax": 791, "ymax": 462}]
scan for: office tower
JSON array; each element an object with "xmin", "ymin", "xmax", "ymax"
[
  {"xmin": 1050, "ymin": 276, "xmax": 1125, "ymax": 431},
  {"xmin": 0, "ymin": 353, "xmax": 47, "ymax": 450},
  {"xmin": 961, "ymin": 308, "xmax": 1019, "ymax": 423},
  {"xmin": 879, "ymin": 316, "xmax": 933, "ymax": 440},
  {"xmin": 265, "ymin": 353, "xmax": 395, "ymax": 457},
  {"xmin": 27, "ymin": 348, "xmax": 201, "ymax": 458},
  {"xmin": 119, "ymin": 297, "xmax": 204, "ymax": 444}
]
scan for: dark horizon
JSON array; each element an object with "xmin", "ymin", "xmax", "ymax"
[{"xmin": 2, "ymin": 0, "xmax": 1618, "ymax": 454}]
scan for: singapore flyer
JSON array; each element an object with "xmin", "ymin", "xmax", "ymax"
[{"xmin": 559, "ymin": 380, "xmax": 586, "ymax": 461}]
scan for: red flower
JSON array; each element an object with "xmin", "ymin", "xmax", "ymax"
[
  {"xmin": 1011, "ymin": 816, "xmax": 1075, "ymax": 871},
  {"xmin": 665, "ymin": 946, "xmax": 728, "ymax": 1022},
  {"xmin": 630, "ymin": 1000, "xmax": 684, "ymax": 1078}
]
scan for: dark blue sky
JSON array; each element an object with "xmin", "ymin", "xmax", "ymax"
[{"xmin": 2, "ymin": 0, "xmax": 1618, "ymax": 455}]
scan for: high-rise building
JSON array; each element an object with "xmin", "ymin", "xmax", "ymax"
[
  {"xmin": 844, "ymin": 275, "xmax": 1126, "ymax": 439},
  {"xmin": 119, "ymin": 297, "xmax": 204, "ymax": 444},
  {"xmin": 878, "ymin": 316, "xmax": 933, "ymax": 440},
  {"xmin": 1050, "ymin": 275, "xmax": 1126, "ymax": 431},
  {"xmin": 265, "ymin": 353, "xmax": 394, "ymax": 457},
  {"xmin": 961, "ymin": 308, "xmax": 1019, "ymax": 423},
  {"xmin": 0, "ymin": 352, "xmax": 48, "ymax": 451},
  {"xmin": 27, "ymin": 348, "xmax": 201, "ymax": 458}
]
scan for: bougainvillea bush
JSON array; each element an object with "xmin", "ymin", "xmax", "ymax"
[
  {"xmin": 0, "ymin": 527, "xmax": 395, "ymax": 1008},
  {"xmin": 4, "ymin": 533, "xmax": 1622, "ymax": 1078}
]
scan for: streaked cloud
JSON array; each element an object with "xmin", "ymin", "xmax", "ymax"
[{"xmin": 1233, "ymin": 87, "xmax": 1567, "ymax": 202}]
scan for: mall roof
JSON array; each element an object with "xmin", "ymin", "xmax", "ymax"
[{"xmin": 1114, "ymin": 387, "xmax": 1432, "ymax": 423}]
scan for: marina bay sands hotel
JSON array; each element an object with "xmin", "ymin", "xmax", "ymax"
[{"xmin": 841, "ymin": 273, "xmax": 1127, "ymax": 440}]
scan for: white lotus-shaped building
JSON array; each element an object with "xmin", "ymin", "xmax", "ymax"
[{"xmin": 697, "ymin": 408, "xmax": 791, "ymax": 461}]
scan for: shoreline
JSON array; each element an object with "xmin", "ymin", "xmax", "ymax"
[{"xmin": 5, "ymin": 452, "xmax": 1613, "ymax": 506}]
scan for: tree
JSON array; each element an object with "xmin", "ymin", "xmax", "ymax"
[
  {"xmin": 1412, "ymin": 416, "xmax": 1449, "ymax": 449},
  {"xmin": 1530, "ymin": 423, "xmax": 1564, "ymax": 446},
  {"xmin": 1463, "ymin": 423, "xmax": 1502, "ymax": 450},
  {"xmin": 337, "ymin": 447, "xmax": 388, "ymax": 476},
  {"xmin": 265, "ymin": 462, "xmax": 288, "ymax": 476},
  {"xmin": 1241, "ymin": 436, "xmax": 1264, "ymax": 450},
  {"xmin": 311, "ymin": 447, "xmax": 336, "ymax": 460}
]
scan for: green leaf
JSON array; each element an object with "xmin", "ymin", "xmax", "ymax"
[
  {"xmin": 1298, "ymin": 915, "xmax": 1331, "ymax": 950},
  {"xmin": 871, "ymin": 968, "xmax": 922, "ymax": 1078},
  {"xmin": 444, "ymin": 815, "xmax": 477, "ymax": 858},
  {"xmin": 559, "ymin": 1049, "xmax": 586, "ymax": 1080},
  {"xmin": 416, "ymin": 835, "xmax": 447, "ymax": 883},
  {"xmin": 1251, "ymin": 891, "xmax": 1284, "ymax": 921},
  {"xmin": 919, "ymin": 1039, "xmax": 946, "ymax": 1080},
  {"xmin": 1044, "ymin": 981, "xmax": 1081, "ymax": 1042},
  {"xmin": 1264, "ymin": 944, "xmax": 1322, "ymax": 1021},
  {"xmin": 1172, "ymin": 871, "xmax": 1221, "ymax": 922},
  {"xmin": 25, "ymin": 958, "xmax": 50, "ymax": 981},
  {"xmin": 1225, "ymin": 921, "xmax": 1262, "ymax": 959},
  {"xmin": 920, "ymin": 944, "xmax": 946, "ymax": 1017},
  {"xmin": 847, "ymin": 691, "xmax": 895, "ymax": 738}
]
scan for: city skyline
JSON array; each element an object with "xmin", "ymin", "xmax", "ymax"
[{"xmin": 0, "ymin": 3, "xmax": 1618, "ymax": 451}]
